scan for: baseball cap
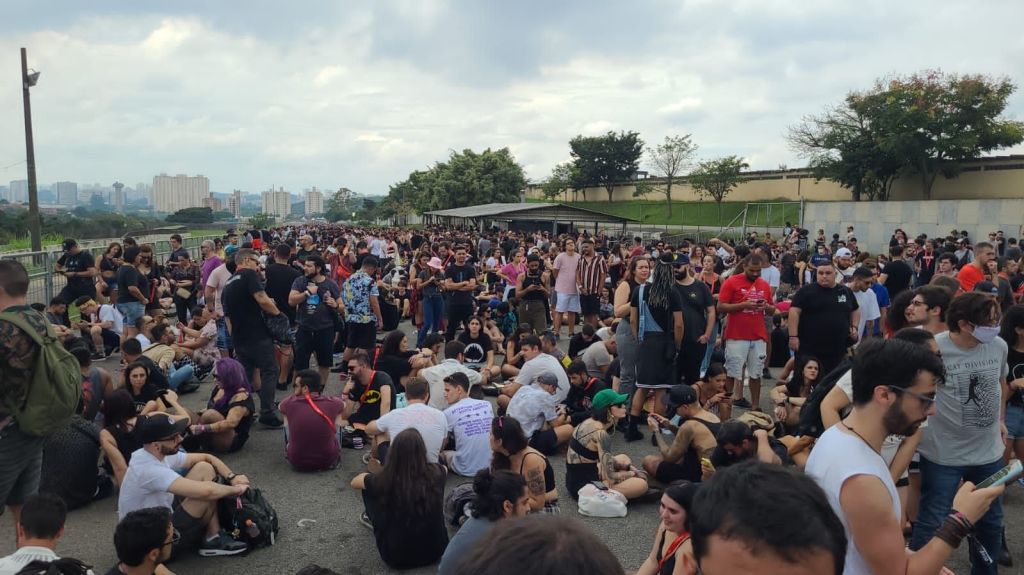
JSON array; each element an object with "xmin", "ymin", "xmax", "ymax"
[
  {"xmin": 664, "ymin": 385, "xmax": 699, "ymax": 411},
  {"xmin": 973, "ymin": 280, "xmax": 999, "ymax": 295},
  {"xmin": 835, "ymin": 247, "xmax": 853, "ymax": 258},
  {"xmin": 61, "ymin": 238, "xmax": 78, "ymax": 251},
  {"xmin": 591, "ymin": 389, "xmax": 629, "ymax": 411},
  {"xmin": 135, "ymin": 414, "xmax": 189, "ymax": 443},
  {"xmin": 673, "ymin": 253, "xmax": 690, "ymax": 265},
  {"xmin": 535, "ymin": 372, "xmax": 560, "ymax": 388}
]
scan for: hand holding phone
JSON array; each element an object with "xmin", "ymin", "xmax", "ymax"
[{"xmin": 976, "ymin": 460, "xmax": 1023, "ymax": 489}]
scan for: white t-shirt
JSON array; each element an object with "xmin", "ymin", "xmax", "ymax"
[
  {"xmin": 516, "ymin": 353, "xmax": 570, "ymax": 402},
  {"xmin": 507, "ymin": 385, "xmax": 557, "ymax": 438},
  {"xmin": 759, "ymin": 265, "xmax": 781, "ymax": 290},
  {"xmin": 806, "ymin": 426, "xmax": 900, "ymax": 575},
  {"xmin": 205, "ymin": 264, "xmax": 232, "ymax": 315},
  {"xmin": 375, "ymin": 403, "xmax": 447, "ymax": 463},
  {"xmin": 852, "ymin": 288, "xmax": 880, "ymax": 341},
  {"xmin": 443, "ymin": 398, "xmax": 494, "ymax": 476},
  {"xmin": 98, "ymin": 304, "xmax": 124, "ymax": 335},
  {"xmin": 118, "ymin": 448, "xmax": 187, "ymax": 519},
  {"xmin": 135, "ymin": 334, "xmax": 151, "ymax": 348},
  {"xmin": 422, "ymin": 360, "xmax": 482, "ymax": 411}
]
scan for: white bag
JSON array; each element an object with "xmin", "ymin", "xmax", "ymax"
[{"xmin": 577, "ymin": 484, "xmax": 628, "ymax": 518}]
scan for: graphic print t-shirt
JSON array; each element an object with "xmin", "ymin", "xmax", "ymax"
[{"xmin": 918, "ymin": 332, "xmax": 1008, "ymax": 467}]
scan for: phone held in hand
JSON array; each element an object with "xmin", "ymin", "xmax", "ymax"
[{"xmin": 976, "ymin": 460, "xmax": 1023, "ymax": 489}]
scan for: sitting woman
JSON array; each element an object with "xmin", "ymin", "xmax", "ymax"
[
  {"xmin": 100, "ymin": 389, "xmax": 187, "ymax": 486},
  {"xmin": 123, "ymin": 361, "xmax": 189, "ymax": 416},
  {"xmin": 458, "ymin": 316, "xmax": 500, "ymax": 384},
  {"xmin": 173, "ymin": 304, "xmax": 219, "ymax": 380},
  {"xmin": 635, "ymin": 482, "xmax": 699, "ymax": 575},
  {"xmin": 490, "ymin": 415, "xmax": 559, "ymax": 514},
  {"xmin": 499, "ymin": 323, "xmax": 532, "ymax": 380},
  {"xmin": 189, "ymin": 357, "xmax": 256, "ymax": 453},
  {"xmin": 770, "ymin": 355, "xmax": 821, "ymax": 430},
  {"xmin": 691, "ymin": 362, "xmax": 730, "ymax": 419},
  {"xmin": 351, "ymin": 428, "xmax": 448, "ymax": 570},
  {"xmin": 437, "ymin": 469, "xmax": 530, "ymax": 575},
  {"xmin": 565, "ymin": 389, "xmax": 649, "ymax": 501},
  {"xmin": 375, "ymin": 330, "xmax": 433, "ymax": 393}
]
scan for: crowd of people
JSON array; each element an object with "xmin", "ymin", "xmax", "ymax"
[{"xmin": 1, "ymin": 220, "xmax": 1023, "ymax": 574}]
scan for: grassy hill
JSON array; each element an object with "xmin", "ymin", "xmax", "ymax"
[{"xmin": 539, "ymin": 200, "xmax": 801, "ymax": 228}]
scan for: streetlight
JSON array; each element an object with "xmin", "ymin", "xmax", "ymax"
[{"xmin": 21, "ymin": 47, "xmax": 42, "ymax": 252}]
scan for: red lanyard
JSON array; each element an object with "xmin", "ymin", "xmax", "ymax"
[
  {"xmin": 658, "ymin": 532, "xmax": 690, "ymax": 572},
  {"xmin": 304, "ymin": 392, "xmax": 336, "ymax": 431},
  {"xmin": 359, "ymin": 371, "xmax": 377, "ymax": 404},
  {"xmin": 584, "ymin": 377, "xmax": 599, "ymax": 392}
]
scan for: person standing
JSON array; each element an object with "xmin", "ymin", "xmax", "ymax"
[
  {"xmin": 515, "ymin": 255, "xmax": 550, "ymax": 334},
  {"xmin": 911, "ymin": 293, "xmax": 1009, "ymax": 574},
  {"xmin": 672, "ymin": 254, "xmax": 716, "ymax": 386},
  {"xmin": 957, "ymin": 242, "xmax": 996, "ymax": 294},
  {"xmin": 614, "ymin": 256, "xmax": 650, "ymax": 415},
  {"xmin": 198, "ymin": 240, "xmax": 221, "ymax": 290},
  {"xmin": 718, "ymin": 254, "xmax": 774, "ymax": 410},
  {"xmin": 443, "ymin": 246, "xmax": 477, "ymax": 341},
  {"xmin": 168, "ymin": 252, "xmax": 200, "ymax": 325},
  {"xmin": 265, "ymin": 243, "xmax": 302, "ymax": 390},
  {"xmin": 416, "ymin": 256, "xmax": 445, "ymax": 347},
  {"xmin": 289, "ymin": 256, "xmax": 342, "ymax": 385},
  {"xmin": 880, "ymin": 244, "xmax": 914, "ymax": 299},
  {"xmin": 341, "ymin": 256, "xmax": 384, "ymax": 368},
  {"xmin": 221, "ymin": 249, "xmax": 285, "ymax": 428},
  {"xmin": 789, "ymin": 261, "xmax": 859, "ymax": 378},
  {"xmin": 552, "ymin": 238, "xmax": 582, "ymax": 338},
  {"xmin": 576, "ymin": 238, "xmax": 608, "ymax": 329}
]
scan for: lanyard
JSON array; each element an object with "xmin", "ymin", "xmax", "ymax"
[
  {"xmin": 359, "ymin": 370, "xmax": 377, "ymax": 404},
  {"xmin": 303, "ymin": 392, "xmax": 336, "ymax": 431},
  {"xmin": 658, "ymin": 532, "xmax": 690, "ymax": 572}
]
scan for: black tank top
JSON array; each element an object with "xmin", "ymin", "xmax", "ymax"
[
  {"xmin": 681, "ymin": 417, "xmax": 721, "ymax": 482},
  {"xmin": 520, "ymin": 271, "xmax": 546, "ymax": 301},
  {"xmin": 519, "ymin": 451, "xmax": 556, "ymax": 493}
]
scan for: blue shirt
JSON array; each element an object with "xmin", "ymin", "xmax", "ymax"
[
  {"xmin": 341, "ymin": 270, "xmax": 379, "ymax": 324},
  {"xmin": 869, "ymin": 282, "xmax": 890, "ymax": 336}
]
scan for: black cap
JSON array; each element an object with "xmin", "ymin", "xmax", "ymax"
[
  {"xmin": 664, "ymin": 385, "xmax": 699, "ymax": 411},
  {"xmin": 61, "ymin": 238, "xmax": 77, "ymax": 251},
  {"xmin": 135, "ymin": 414, "xmax": 189, "ymax": 443},
  {"xmin": 973, "ymin": 280, "xmax": 999, "ymax": 295}
]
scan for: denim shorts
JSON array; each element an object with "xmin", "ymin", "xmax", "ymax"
[
  {"xmin": 1006, "ymin": 404, "xmax": 1024, "ymax": 440},
  {"xmin": 115, "ymin": 301, "xmax": 145, "ymax": 326},
  {"xmin": 216, "ymin": 317, "xmax": 233, "ymax": 350}
]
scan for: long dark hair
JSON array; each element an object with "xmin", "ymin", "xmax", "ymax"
[
  {"xmin": 470, "ymin": 469, "xmax": 526, "ymax": 521},
  {"xmin": 1000, "ymin": 305, "xmax": 1024, "ymax": 349},
  {"xmin": 374, "ymin": 429, "xmax": 440, "ymax": 520},
  {"xmin": 788, "ymin": 355, "xmax": 821, "ymax": 398},
  {"xmin": 491, "ymin": 416, "xmax": 529, "ymax": 471},
  {"xmin": 102, "ymin": 389, "xmax": 136, "ymax": 430},
  {"xmin": 380, "ymin": 330, "xmax": 406, "ymax": 357},
  {"xmin": 886, "ymin": 290, "xmax": 915, "ymax": 334},
  {"xmin": 647, "ymin": 253, "xmax": 675, "ymax": 310}
]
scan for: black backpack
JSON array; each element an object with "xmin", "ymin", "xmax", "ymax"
[
  {"xmin": 218, "ymin": 487, "xmax": 279, "ymax": 548},
  {"xmin": 797, "ymin": 358, "xmax": 853, "ymax": 438},
  {"xmin": 15, "ymin": 559, "xmax": 91, "ymax": 575}
]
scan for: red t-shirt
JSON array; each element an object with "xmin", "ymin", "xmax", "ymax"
[
  {"xmin": 719, "ymin": 273, "xmax": 773, "ymax": 342},
  {"xmin": 957, "ymin": 264, "xmax": 984, "ymax": 293},
  {"xmin": 279, "ymin": 394, "xmax": 345, "ymax": 471}
]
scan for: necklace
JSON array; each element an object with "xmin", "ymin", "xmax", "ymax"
[{"xmin": 841, "ymin": 420, "xmax": 880, "ymax": 455}]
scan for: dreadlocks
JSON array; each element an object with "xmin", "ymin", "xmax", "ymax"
[{"xmin": 647, "ymin": 253, "xmax": 676, "ymax": 310}]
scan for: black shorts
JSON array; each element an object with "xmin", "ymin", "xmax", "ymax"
[
  {"xmin": 295, "ymin": 326, "xmax": 335, "ymax": 369},
  {"xmin": 529, "ymin": 428, "xmax": 559, "ymax": 456},
  {"xmin": 580, "ymin": 294, "xmax": 601, "ymax": 316},
  {"xmin": 655, "ymin": 461, "xmax": 697, "ymax": 484},
  {"xmin": 346, "ymin": 321, "xmax": 377, "ymax": 351},
  {"xmin": 171, "ymin": 502, "xmax": 206, "ymax": 558}
]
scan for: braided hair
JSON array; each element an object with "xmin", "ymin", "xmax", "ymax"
[{"xmin": 647, "ymin": 252, "xmax": 676, "ymax": 310}]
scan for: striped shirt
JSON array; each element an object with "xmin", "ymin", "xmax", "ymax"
[{"xmin": 576, "ymin": 255, "xmax": 608, "ymax": 295}]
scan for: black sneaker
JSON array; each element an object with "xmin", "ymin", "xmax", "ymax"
[
  {"xmin": 732, "ymin": 397, "xmax": 752, "ymax": 409},
  {"xmin": 623, "ymin": 428, "xmax": 644, "ymax": 442},
  {"xmin": 198, "ymin": 532, "xmax": 248, "ymax": 557},
  {"xmin": 762, "ymin": 368, "xmax": 772, "ymax": 380},
  {"xmin": 258, "ymin": 413, "xmax": 284, "ymax": 428},
  {"xmin": 90, "ymin": 351, "xmax": 107, "ymax": 361},
  {"xmin": 330, "ymin": 364, "xmax": 347, "ymax": 374},
  {"xmin": 358, "ymin": 511, "xmax": 373, "ymax": 530},
  {"xmin": 276, "ymin": 382, "xmax": 289, "ymax": 391}
]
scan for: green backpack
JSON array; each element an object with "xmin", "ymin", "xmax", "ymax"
[{"xmin": 0, "ymin": 311, "xmax": 82, "ymax": 437}]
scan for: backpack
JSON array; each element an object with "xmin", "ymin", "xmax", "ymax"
[
  {"xmin": 0, "ymin": 312, "xmax": 82, "ymax": 437},
  {"xmin": 15, "ymin": 558, "xmax": 92, "ymax": 575},
  {"xmin": 797, "ymin": 358, "xmax": 853, "ymax": 438},
  {"xmin": 444, "ymin": 482, "xmax": 475, "ymax": 527},
  {"xmin": 218, "ymin": 487, "xmax": 280, "ymax": 548}
]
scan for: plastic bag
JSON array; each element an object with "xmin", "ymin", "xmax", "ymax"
[{"xmin": 577, "ymin": 483, "xmax": 628, "ymax": 518}]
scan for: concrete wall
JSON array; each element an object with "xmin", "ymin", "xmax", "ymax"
[{"xmin": 803, "ymin": 199, "xmax": 1024, "ymax": 253}]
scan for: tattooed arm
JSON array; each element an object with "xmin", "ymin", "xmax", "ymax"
[
  {"xmin": 523, "ymin": 453, "xmax": 547, "ymax": 512},
  {"xmin": 655, "ymin": 421, "xmax": 694, "ymax": 463},
  {"xmin": 597, "ymin": 429, "xmax": 635, "ymax": 483}
]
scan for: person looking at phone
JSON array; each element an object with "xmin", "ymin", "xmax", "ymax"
[
  {"xmin": 505, "ymin": 372, "xmax": 573, "ymax": 455},
  {"xmin": 806, "ymin": 338, "xmax": 1004, "ymax": 575},
  {"xmin": 288, "ymin": 255, "xmax": 343, "ymax": 385},
  {"xmin": 641, "ymin": 385, "xmax": 720, "ymax": 485}
]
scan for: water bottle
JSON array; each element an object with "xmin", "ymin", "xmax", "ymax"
[
  {"xmin": 308, "ymin": 293, "xmax": 320, "ymax": 305},
  {"xmin": 244, "ymin": 519, "xmax": 260, "ymax": 539}
]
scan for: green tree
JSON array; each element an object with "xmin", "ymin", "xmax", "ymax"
[
  {"xmin": 166, "ymin": 207, "xmax": 214, "ymax": 224},
  {"xmin": 386, "ymin": 147, "xmax": 527, "ymax": 213},
  {"xmin": 569, "ymin": 130, "xmax": 644, "ymax": 202},
  {"xmin": 688, "ymin": 156, "xmax": 749, "ymax": 223},
  {"xmin": 541, "ymin": 163, "xmax": 581, "ymax": 202},
  {"xmin": 248, "ymin": 212, "xmax": 275, "ymax": 229},
  {"xmin": 644, "ymin": 134, "xmax": 698, "ymax": 215}
]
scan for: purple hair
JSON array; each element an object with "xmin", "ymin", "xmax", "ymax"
[{"xmin": 214, "ymin": 357, "xmax": 252, "ymax": 410}]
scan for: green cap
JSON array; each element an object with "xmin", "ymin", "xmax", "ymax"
[{"xmin": 591, "ymin": 388, "xmax": 629, "ymax": 411}]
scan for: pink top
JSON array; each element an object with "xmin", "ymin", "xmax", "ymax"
[
  {"xmin": 501, "ymin": 262, "xmax": 524, "ymax": 285},
  {"xmin": 553, "ymin": 252, "xmax": 581, "ymax": 294}
]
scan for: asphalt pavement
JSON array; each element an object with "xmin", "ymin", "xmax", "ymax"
[{"xmin": 0, "ymin": 322, "xmax": 1018, "ymax": 574}]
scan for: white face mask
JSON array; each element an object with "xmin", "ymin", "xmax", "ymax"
[{"xmin": 971, "ymin": 324, "xmax": 1000, "ymax": 344}]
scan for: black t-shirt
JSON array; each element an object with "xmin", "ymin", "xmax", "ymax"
[
  {"xmin": 295, "ymin": 247, "xmax": 321, "ymax": 263},
  {"xmin": 1007, "ymin": 347, "xmax": 1024, "ymax": 408},
  {"xmin": 40, "ymin": 416, "xmax": 101, "ymax": 510},
  {"xmin": 915, "ymin": 252, "xmax": 937, "ymax": 286},
  {"xmin": 631, "ymin": 283, "xmax": 684, "ymax": 335},
  {"xmin": 568, "ymin": 334, "xmax": 597, "ymax": 359},
  {"xmin": 711, "ymin": 436, "xmax": 793, "ymax": 468},
  {"xmin": 116, "ymin": 265, "xmax": 148, "ymax": 303},
  {"xmin": 445, "ymin": 263, "xmax": 476, "ymax": 304},
  {"xmin": 348, "ymin": 371, "xmax": 395, "ymax": 424},
  {"xmin": 57, "ymin": 250, "xmax": 96, "ymax": 288},
  {"xmin": 128, "ymin": 382, "xmax": 161, "ymax": 413},
  {"xmin": 564, "ymin": 377, "xmax": 608, "ymax": 426},
  {"xmin": 790, "ymin": 282, "xmax": 859, "ymax": 355},
  {"xmin": 363, "ymin": 464, "xmax": 448, "ymax": 569},
  {"xmin": 883, "ymin": 259, "xmax": 913, "ymax": 298},
  {"xmin": 291, "ymin": 276, "xmax": 341, "ymax": 330},
  {"xmin": 779, "ymin": 252, "xmax": 798, "ymax": 284},
  {"xmin": 100, "ymin": 255, "xmax": 120, "ymax": 279},
  {"xmin": 674, "ymin": 280, "xmax": 714, "ymax": 343},
  {"xmin": 375, "ymin": 352, "xmax": 416, "ymax": 393},
  {"xmin": 770, "ymin": 325, "xmax": 791, "ymax": 368},
  {"xmin": 265, "ymin": 263, "xmax": 302, "ymax": 323},
  {"xmin": 458, "ymin": 331, "xmax": 493, "ymax": 366},
  {"xmin": 222, "ymin": 269, "xmax": 270, "ymax": 345},
  {"xmin": 519, "ymin": 270, "xmax": 547, "ymax": 301}
]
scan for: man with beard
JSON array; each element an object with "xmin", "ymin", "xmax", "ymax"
[
  {"xmin": 807, "ymin": 338, "xmax": 1002, "ymax": 575},
  {"xmin": 672, "ymin": 253, "xmax": 716, "ymax": 386},
  {"xmin": 289, "ymin": 255, "xmax": 342, "ymax": 385}
]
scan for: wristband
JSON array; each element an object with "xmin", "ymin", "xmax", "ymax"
[{"xmin": 789, "ymin": 335, "xmax": 799, "ymax": 339}]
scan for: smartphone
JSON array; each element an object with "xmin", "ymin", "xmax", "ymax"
[
  {"xmin": 976, "ymin": 460, "xmax": 1023, "ymax": 489},
  {"xmin": 701, "ymin": 457, "xmax": 715, "ymax": 472}
]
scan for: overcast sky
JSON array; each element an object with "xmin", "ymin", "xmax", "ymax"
[{"xmin": 2, "ymin": 0, "xmax": 1023, "ymax": 196}]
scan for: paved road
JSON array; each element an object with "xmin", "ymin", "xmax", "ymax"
[{"xmin": 0, "ymin": 323, "xmax": 1017, "ymax": 573}]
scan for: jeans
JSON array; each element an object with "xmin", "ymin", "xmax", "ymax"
[
  {"xmin": 234, "ymin": 337, "xmax": 281, "ymax": 417},
  {"xmin": 418, "ymin": 295, "xmax": 443, "ymax": 346},
  {"xmin": 167, "ymin": 363, "xmax": 194, "ymax": 391},
  {"xmin": 700, "ymin": 320, "xmax": 720, "ymax": 376},
  {"xmin": 0, "ymin": 421, "xmax": 44, "ymax": 509},
  {"xmin": 615, "ymin": 317, "xmax": 639, "ymax": 399},
  {"xmin": 909, "ymin": 456, "xmax": 1003, "ymax": 575}
]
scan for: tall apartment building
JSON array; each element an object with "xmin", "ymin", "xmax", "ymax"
[
  {"xmin": 112, "ymin": 182, "xmax": 125, "ymax": 212},
  {"xmin": 227, "ymin": 190, "xmax": 242, "ymax": 218},
  {"xmin": 8, "ymin": 180, "xmax": 28, "ymax": 204},
  {"xmin": 202, "ymin": 196, "xmax": 223, "ymax": 212},
  {"xmin": 261, "ymin": 187, "xmax": 291, "ymax": 221},
  {"xmin": 151, "ymin": 173, "xmax": 210, "ymax": 214},
  {"xmin": 53, "ymin": 181, "xmax": 78, "ymax": 206},
  {"xmin": 305, "ymin": 187, "xmax": 324, "ymax": 215}
]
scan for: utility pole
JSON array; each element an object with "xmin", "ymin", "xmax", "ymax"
[{"xmin": 21, "ymin": 47, "xmax": 41, "ymax": 252}]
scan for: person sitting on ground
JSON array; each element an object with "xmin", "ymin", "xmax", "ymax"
[
  {"xmin": 642, "ymin": 385, "xmax": 721, "ymax": 485},
  {"xmin": 539, "ymin": 330, "xmax": 571, "ymax": 368},
  {"xmin": 691, "ymin": 363, "xmax": 730, "ymax": 419},
  {"xmin": 635, "ymin": 482, "xmax": 699, "ymax": 575},
  {"xmin": 69, "ymin": 346, "xmax": 115, "ymax": 423},
  {"xmin": 497, "ymin": 335, "xmax": 570, "ymax": 411},
  {"xmin": 567, "ymin": 323, "xmax": 598, "ymax": 359},
  {"xmin": 123, "ymin": 362, "xmax": 190, "ymax": 417},
  {"xmin": 117, "ymin": 414, "xmax": 250, "ymax": 558},
  {"xmin": 374, "ymin": 330, "xmax": 433, "ymax": 394},
  {"xmin": 421, "ymin": 341, "xmax": 482, "ymax": 411},
  {"xmin": 172, "ymin": 304, "xmax": 219, "ymax": 380},
  {"xmin": 506, "ymin": 372, "xmax": 573, "ymax": 456},
  {"xmin": 73, "ymin": 296, "xmax": 123, "ymax": 359},
  {"xmin": 566, "ymin": 389, "xmax": 650, "ymax": 501},
  {"xmin": 580, "ymin": 332, "xmax": 617, "ymax": 383},
  {"xmin": 350, "ymin": 428, "xmax": 449, "ymax": 570},
  {"xmin": 563, "ymin": 359, "xmax": 609, "ymax": 426},
  {"xmin": 437, "ymin": 469, "xmax": 530, "ymax": 575},
  {"xmin": 770, "ymin": 356, "xmax": 821, "ymax": 430},
  {"xmin": 100, "ymin": 390, "xmax": 151, "ymax": 486},
  {"xmin": 107, "ymin": 507, "xmax": 174, "ymax": 575},
  {"xmin": 499, "ymin": 324, "xmax": 533, "ymax": 380},
  {"xmin": 120, "ymin": 339, "xmax": 170, "ymax": 391},
  {"xmin": 0, "ymin": 494, "xmax": 91, "ymax": 575},
  {"xmin": 188, "ymin": 358, "xmax": 255, "ymax": 454},
  {"xmin": 142, "ymin": 324, "xmax": 195, "ymax": 393},
  {"xmin": 441, "ymin": 372, "xmax": 495, "ymax": 477},
  {"xmin": 40, "ymin": 398, "xmax": 110, "ymax": 512},
  {"xmin": 365, "ymin": 377, "xmax": 446, "ymax": 472},
  {"xmin": 489, "ymin": 415, "xmax": 559, "ymax": 514},
  {"xmin": 689, "ymin": 461, "xmax": 847, "ymax": 575},
  {"xmin": 342, "ymin": 349, "xmax": 394, "ymax": 434},
  {"xmin": 707, "ymin": 420, "xmax": 790, "ymax": 475},
  {"xmin": 279, "ymin": 369, "xmax": 346, "ymax": 472},
  {"xmin": 458, "ymin": 316, "xmax": 501, "ymax": 384},
  {"xmin": 449, "ymin": 515, "xmax": 625, "ymax": 575}
]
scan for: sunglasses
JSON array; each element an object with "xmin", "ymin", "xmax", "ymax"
[{"xmin": 164, "ymin": 529, "xmax": 182, "ymax": 548}]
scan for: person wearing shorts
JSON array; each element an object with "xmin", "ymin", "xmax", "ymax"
[
  {"xmin": 717, "ymin": 254, "xmax": 774, "ymax": 410},
  {"xmin": 552, "ymin": 239, "xmax": 581, "ymax": 338},
  {"xmin": 289, "ymin": 256, "xmax": 342, "ymax": 384}
]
